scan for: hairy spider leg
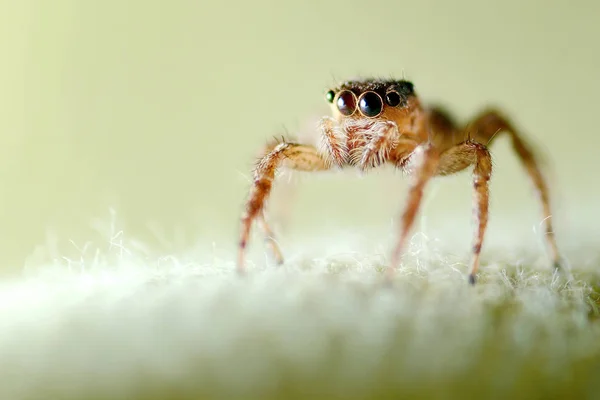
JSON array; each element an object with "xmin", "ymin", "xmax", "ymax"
[
  {"xmin": 238, "ymin": 143, "xmax": 330, "ymax": 273},
  {"xmin": 258, "ymin": 210, "xmax": 284, "ymax": 265},
  {"xmin": 467, "ymin": 110, "xmax": 563, "ymax": 270},
  {"xmin": 435, "ymin": 141, "xmax": 493, "ymax": 284},
  {"xmin": 387, "ymin": 144, "xmax": 440, "ymax": 279}
]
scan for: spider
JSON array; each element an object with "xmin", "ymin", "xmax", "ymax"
[{"xmin": 237, "ymin": 78, "xmax": 563, "ymax": 284}]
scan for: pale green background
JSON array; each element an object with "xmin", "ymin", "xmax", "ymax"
[{"xmin": 0, "ymin": 0, "xmax": 598, "ymax": 274}]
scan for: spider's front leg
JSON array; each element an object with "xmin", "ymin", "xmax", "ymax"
[
  {"xmin": 387, "ymin": 144, "xmax": 440, "ymax": 279},
  {"xmin": 436, "ymin": 141, "xmax": 493, "ymax": 284},
  {"xmin": 466, "ymin": 110, "xmax": 563, "ymax": 270},
  {"xmin": 238, "ymin": 142, "xmax": 330, "ymax": 274}
]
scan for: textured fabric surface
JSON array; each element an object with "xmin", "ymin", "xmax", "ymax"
[{"xmin": 1, "ymin": 227, "xmax": 598, "ymax": 400}]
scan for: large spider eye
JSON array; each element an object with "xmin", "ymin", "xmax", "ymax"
[
  {"xmin": 358, "ymin": 91, "xmax": 383, "ymax": 118},
  {"xmin": 336, "ymin": 90, "xmax": 357, "ymax": 116},
  {"xmin": 385, "ymin": 91, "xmax": 401, "ymax": 107},
  {"xmin": 325, "ymin": 90, "xmax": 335, "ymax": 103}
]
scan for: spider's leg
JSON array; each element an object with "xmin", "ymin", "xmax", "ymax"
[
  {"xmin": 318, "ymin": 117, "xmax": 348, "ymax": 167},
  {"xmin": 465, "ymin": 110, "xmax": 563, "ymax": 270},
  {"xmin": 436, "ymin": 141, "xmax": 493, "ymax": 285},
  {"xmin": 258, "ymin": 211, "xmax": 284, "ymax": 265},
  {"xmin": 269, "ymin": 117, "xmax": 347, "ymax": 230},
  {"xmin": 387, "ymin": 144, "xmax": 440, "ymax": 279},
  {"xmin": 358, "ymin": 121, "xmax": 401, "ymax": 171},
  {"xmin": 238, "ymin": 143, "xmax": 330, "ymax": 274}
]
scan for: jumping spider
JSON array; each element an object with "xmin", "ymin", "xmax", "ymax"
[{"xmin": 238, "ymin": 78, "xmax": 562, "ymax": 284}]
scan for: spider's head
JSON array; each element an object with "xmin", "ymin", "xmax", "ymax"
[{"xmin": 325, "ymin": 79, "xmax": 416, "ymax": 122}]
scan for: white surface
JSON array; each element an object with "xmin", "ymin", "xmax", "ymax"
[{"xmin": 0, "ymin": 225, "xmax": 598, "ymax": 399}]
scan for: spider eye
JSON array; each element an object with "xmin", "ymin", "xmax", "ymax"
[
  {"xmin": 385, "ymin": 91, "xmax": 401, "ymax": 107},
  {"xmin": 325, "ymin": 90, "xmax": 335, "ymax": 103},
  {"xmin": 336, "ymin": 90, "xmax": 357, "ymax": 116},
  {"xmin": 358, "ymin": 91, "xmax": 383, "ymax": 118}
]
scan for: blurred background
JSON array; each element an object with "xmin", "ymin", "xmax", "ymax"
[{"xmin": 0, "ymin": 0, "xmax": 598, "ymax": 275}]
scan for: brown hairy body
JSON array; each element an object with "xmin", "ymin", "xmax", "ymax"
[{"xmin": 237, "ymin": 78, "xmax": 562, "ymax": 284}]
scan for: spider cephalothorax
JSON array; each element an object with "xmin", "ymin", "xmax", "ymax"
[{"xmin": 237, "ymin": 77, "xmax": 563, "ymax": 284}]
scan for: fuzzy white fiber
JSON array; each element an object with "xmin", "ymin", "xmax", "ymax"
[{"xmin": 1, "ymin": 224, "xmax": 599, "ymax": 400}]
